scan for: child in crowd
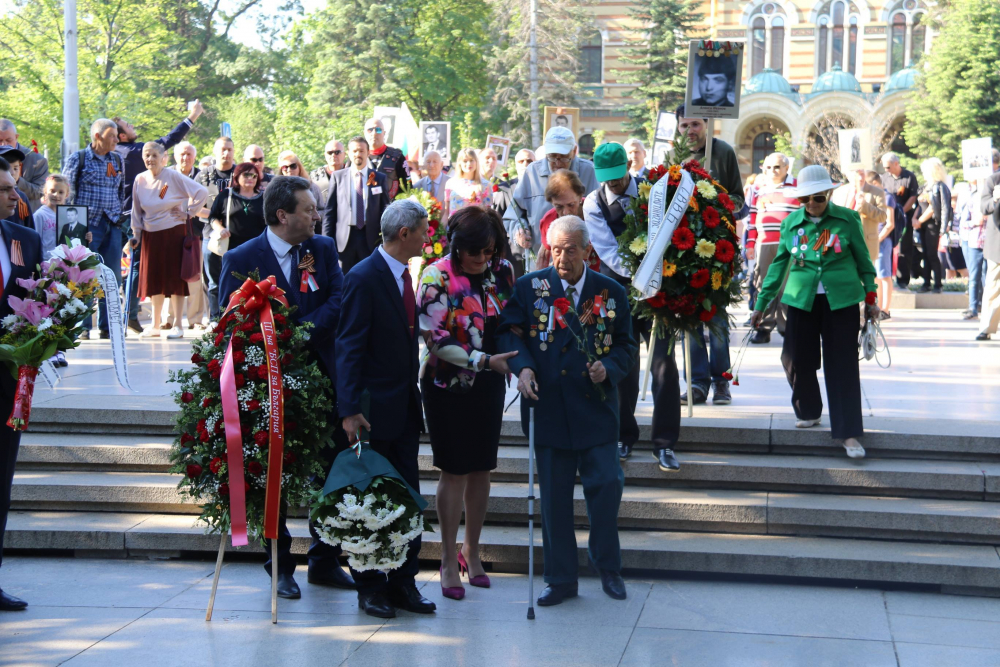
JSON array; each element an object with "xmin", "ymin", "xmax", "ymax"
[{"xmin": 33, "ymin": 174, "xmax": 71, "ymax": 258}]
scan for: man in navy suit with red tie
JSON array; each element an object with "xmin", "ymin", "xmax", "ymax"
[
  {"xmin": 0, "ymin": 156, "xmax": 43, "ymax": 611},
  {"xmin": 336, "ymin": 199, "xmax": 434, "ymax": 619},
  {"xmin": 220, "ymin": 176, "xmax": 355, "ymax": 599}
]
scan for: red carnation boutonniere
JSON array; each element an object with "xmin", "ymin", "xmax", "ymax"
[
  {"xmin": 492, "ymin": 184, "xmax": 499, "ymax": 192},
  {"xmin": 553, "ymin": 298, "xmax": 571, "ymax": 315}
]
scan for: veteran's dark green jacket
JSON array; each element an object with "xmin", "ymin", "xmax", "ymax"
[{"xmin": 754, "ymin": 202, "xmax": 877, "ymax": 313}]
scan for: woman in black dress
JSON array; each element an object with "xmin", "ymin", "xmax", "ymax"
[
  {"xmin": 207, "ymin": 161, "xmax": 265, "ymax": 299},
  {"xmin": 417, "ymin": 206, "xmax": 517, "ymax": 600}
]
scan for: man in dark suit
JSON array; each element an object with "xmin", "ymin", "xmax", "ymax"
[
  {"xmin": 977, "ymin": 151, "xmax": 1000, "ymax": 341},
  {"xmin": 220, "ymin": 175, "xmax": 355, "ymax": 599},
  {"xmin": 0, "ymin": 156, "xmax": 43, "ymax": 611},
  {"xmin": 336, "ymin": 199, "xmax": 435, "ymax": 619},
  {"xmin": 322, "ymin": 136, "xmax": 390, "ymax": 273},
  {"xmin": 498, "ymin": 214, "xmax": 637, "ymax": 607}
]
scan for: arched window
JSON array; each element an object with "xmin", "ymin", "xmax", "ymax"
[
  {"xmin": 771, "ymin": 17, "xmax": 785, "ymax": 73},
  {"xmin": 814, "ymin": 0, "xmax": 861, "ymax": 76},
  {"xmin": 890, "ymin": 13, "xmax": 906, "ymax": 74},
  {"xmin": 578, "ymin": 134, "xmax": 595, "ymax": 157},
  {"xmin": 752, "ymin": 132, "xmax": 776, "ymax": 175},
  {"xmin": 580, "ymin": 32, "xmax": 603, "ymax": 84},
  {"xmin": 751, "ymin": 17, "xmax": 767, "ymax": 76},
  {"xmin": 911, "ymin": 13, "xmax": 926, "ymax": 64},
  {"xmin": 746, "ymin": 3, "xmax": 788, "ymax": 76}
]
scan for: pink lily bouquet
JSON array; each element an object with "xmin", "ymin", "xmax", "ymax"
[{"xmin": 0, "ymin": 241, "xmax": 103, "ymax": 430}]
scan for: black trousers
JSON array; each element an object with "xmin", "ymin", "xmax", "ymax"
[
  {"xmin": 920, "ymin": 223, "xmax": 943, "ymax": 289},
  {"xmin": 0, "ymin": 395, "xmax": 21, "ymax": 572},
  {"xmin": 896, "ymin": 226, "xmax": 914, "ymax": 287},
  {"xmin": 263, "ymin": 426, "xmax": 347, "ymax": 577},
  {"xmin": 339, "ymin": 227, "xmax": 370, "ymax": 274},
  {"xmin": 351, "ymin": 394, "xmax": 423, "ymax": 596},
  {"xmin": 617, "ymin": 314, "xmax": 649, "ymax": 447},
  {"xmin": 649, "ymin": 333, "xmax": 681, "ymax": 449},
  {"xmin": 781, "ymin": 295, "xmax": 863, "ymax": 440}
]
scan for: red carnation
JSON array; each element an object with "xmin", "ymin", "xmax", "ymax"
[
  {"xmin": 181, "ymin": 392, "xmax": 194, "ymax": 404},
  {"xmin": 492, "ymin": 184, "xmax": 499, "ymax": 192},
  {"xmin": 186, "ymin": 463, "xmax": 202, "ymax": 478},
  {"xmin": 254, "ymin": 431, "xmax": 268, "ymax": 446},
  {"xmin": 191, "ymin": 353, "xmax": 203, "ymax": 364},
  {"xmin": 247, "ymin": 399, "xmax": 261, "ymax": 412},
  {"xmin": 231, "ymin": 335, "xmax": 245, "ymax": 350},
  {"xmin": 219, "ymin": 483, "xmax": 230, "ymax": 496},
  {"xmin": 214, "ymin": 332, "xmax": 225, "ymax": 347},
  {"xmin": 250, "ymin": 333, "xmax": 264, "ymax": 344},
  {"xmin": 722, "ymin": 371, "xmax": 733, "ymax": 380},
  {"xmin": 646, "ymin": 292, "xmax": 667, "ymax": 308},
  {"xmin": 201, "ymin": 397, "xmax": 212, "ymax": 408},
  {"xmin": 257, "ymin": 364, "xmax": 268, "ymax": 377},
  {"xmin": 703, "ymin": 206, "xmax": 721, "ymax": 229},
  {"xmin": 207, "ymin": 359, "xmax": 221, "ymax": 372},
  {"xmin": 699, "ymin": 304, "xmax": 717, "ymax": 322},
  {"xmin": 279, "ymin": 329, "xmax": 292, "ymax": 342},
  {"xmin": 553, "ymin": 297, "xmax": 571, "ymax": 315},
  {"xmin": 284, "ymin": 451, "xmax": 296, "ymax": 464},
  {"xmin": 672, "ymin": 227, "xmax": 695, "ymax": 251},
  {"xmin": 690, "ymin": 269, "xmax": 710, "ymax": 289},
  {"xmin": 246, "ymin": 366, "xmax": 257, "ymax": 381},
  {"xmin": 718, "ymin": 192, "xmax": 735, "ymax": 213},
  {"xmin": 285, "ymin": 421, "xmax": 298, "ymax": 432},
  {"xmin": 233, "ymin": 350, "xmax": 245, "ymax": 364},
  {"xmin": 214, "ymin": 421, "xmax": 223, "ymax": 434},
  {"xmin": 197, "ymin": 418, "xmax": 207, "ymax": 432},
  {"xmin": 180, "ymin": 433, "xmax": 193, "ymax": 444},
  {"xmin": 714, "ymin": 239, "xmax": 735, "ymax": 263},
  {"xmin": 210, "ymin": 369, "xmax": 221, "ymax": 380},
  {"xmin": 240, "ymin": 320, "xmax": 255, "ymax": 332},
  {"xmin": 282, "ymin": 353, "xmax": 293, "ymax": 365},
  {"xmin": 274, "ymin": 314, "xmax": 286, "ymax": 326},
  {"xmin": 209, "ymin": 457, "xmax": 223, "ymax": 474},
  {"xmin": 680, "ymin": 215, "xmax": 690, "ymax": 228},
  {"xmin": 247, "ymin": 461, "xmax": 263, "ymax": 476},
  {"xmin": 234, "ymin": 374, "xmax": 245, "ymax": 388},
  {"xmin": 640, "ymin": 203, "xmax": 649, "ymax": 214}
]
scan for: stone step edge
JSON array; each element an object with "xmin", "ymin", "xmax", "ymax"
[{"xmin": 7, "ymin": 512, "xmax": 999, "ymax": 591}]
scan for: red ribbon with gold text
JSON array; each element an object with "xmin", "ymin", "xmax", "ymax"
[{"xmin": 219, "ymin": 276, "xmax": 289, "ymax": 545}]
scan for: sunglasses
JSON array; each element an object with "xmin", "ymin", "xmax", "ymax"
[
  {"xmin": 797, "ymin": 194, "xmax": 828, "ymax": 204},
  {"xmin": 279, "ymin": 164, "xmax": 299, "ymax": 171},
  {"xmin": 364, "ymin": 128, "xmax": 384, "ymax": 134},
  {"xmin": 467, "ymin": 247, "xmax": 496, "ymax": 258},
  {"xmin": 249, "ymin": 157, "xmax": 264, "ymax": 163},
  {"xmin": 326, "ymin": 149, "xmax": 343, "ymax": 155}
]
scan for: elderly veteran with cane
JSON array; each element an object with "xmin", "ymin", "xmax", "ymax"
[
  {"xmin": 751, "ymin": 165, "xmax": 878, "ymax": 459},
  {"xmin": 498, "ymin": 215, "xmax": 637, "ymax": 606}
]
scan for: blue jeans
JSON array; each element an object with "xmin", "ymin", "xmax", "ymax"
[
  {"xmin": 203, "ymin": 235, "xmax": 221, "ymax": 319},
  {"xmin": 962, "ymin": 242, "xmax": 985, "ymax": 314},
  {"xmin": 126, "ymin": 228, "xmax": 140, "ymax": 321},
  {"xmin": 681, "ymin": 312, "xmax": 731, "ymax": 393},
  {"xmin": 87, "ymin": 220, "xmax": 122, "ymax": 332}
]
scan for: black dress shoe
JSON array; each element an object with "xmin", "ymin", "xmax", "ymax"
[
  {"xmin": 0, "ymin": 589, "xmax": 28, "ymax": 611},
  {"xmin": 916, "ymin": 286, "xmax": 931, "ymax": 294},
  {"xmin": 749, "ymin": 329, "xmax": 770, "ymax": 344},
  {"xmin": 358, "ymin": 592, "xmax": 396, "ymax": 619},
  {"xmin": 597, "ymin": 569, "xmax": 626, "ymax": 600},
  {"xmin": 308, "ymin": 565, "xmax": 356, "ymax": 589},
  {"xmin": 537, "ymin": 582, "xmax": 578, "ymax": 606},
  {"xmin": 679, "ymin": 385, "xmax": 707, "ymax": 405},
  {"xmin": 98, "ymin": 329, "xmax": 110, "ymax": 340},
  {"xmin": 654, "ymin": 448, "xmax": 680, "ymax": 472},
  {"xmin": 976, "ymin": 333, "xmax": 991, "ymax": 341},
  {"xmin": 388, "ymin": 584, "xmax": 436, "ymax": 614},
  {"xmin": 618, "ymin": 441, "xmax": 633, "ymax": 460},
  {"xmin": 275, "ymin": 572, "xmax": 301, "ymax": 599},
  {"xmin": 127, "ymin": 319, "xmax": 143, "ymax": 334}
]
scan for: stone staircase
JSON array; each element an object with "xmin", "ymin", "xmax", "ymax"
[{"xmin": 8, "ymin": 406, "xmax": 1000, "ymax": 594}]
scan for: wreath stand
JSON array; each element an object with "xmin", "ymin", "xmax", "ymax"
[{"xmin": 206, "ymin": 534, "xmax": 279, "ymax": 624}]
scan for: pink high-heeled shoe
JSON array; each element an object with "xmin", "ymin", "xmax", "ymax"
[
  {"xmin": 440, "ymin": 565, "xmax": 465, "ymax": 600},
  {"xmin": 457, "ymin": 550, "xmax": 491, "ymax": 588}
]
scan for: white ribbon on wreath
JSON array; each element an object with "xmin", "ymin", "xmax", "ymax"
[{"xmin": 632, "ymin": 170, "xmax": 696, "ymax": 299}]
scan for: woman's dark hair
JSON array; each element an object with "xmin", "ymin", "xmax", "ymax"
[
  {"xmin": 232, "ymin": 162, "xmax": 262, "ymax": 193},
  {"xmin": 447, "ymin": 206, "xmax": 508, "ymax": 275}
]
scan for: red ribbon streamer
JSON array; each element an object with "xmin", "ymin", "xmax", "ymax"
[
  {"xmin": 6, "ymin": 365, "xmax": 38, "ymax": 431},
  {"xmin": 219, "ymin": 276, "xmax": 289, "ymax": 545}
]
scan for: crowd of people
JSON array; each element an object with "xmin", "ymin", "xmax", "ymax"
[{"xmin": 0, "ymin": 100, "xmax": 998, "ymax": 617}]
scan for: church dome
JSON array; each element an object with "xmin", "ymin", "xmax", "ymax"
[
  {"xmin": 744, "ymin": 68, "xmax": 794, "ymax": 95},
  {"xmin": 811, "ymin": 64, "xmax": 862, "ymax": 94},
  {"xmin": 884, "ymin": 67, "xmax": 917, "ymax": 93}
]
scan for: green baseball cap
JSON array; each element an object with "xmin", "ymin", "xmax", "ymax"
[{"xmin": 593, "ymin": 142, "xmax": 628, "ymax": 182}]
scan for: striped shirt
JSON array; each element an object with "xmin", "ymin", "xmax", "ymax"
[{"xmin": 748, "ymin": 178, "xmax": 800, "ymax": 249}]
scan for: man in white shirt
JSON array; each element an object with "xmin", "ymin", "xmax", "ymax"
[
  {"xmin": 624, "ymin": 138, "xmax": 648, "ymax": 179},
  {"xmin": 412, "ymin": 151, "xmax": 448, "ymax": 225}
]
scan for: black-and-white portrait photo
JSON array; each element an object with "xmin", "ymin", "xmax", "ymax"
[
  {"xmin": 962, "ymin": 137, "xmax": 993, "ymax": 182},
  {"xmin": 485, "ymin": 135, "xmax": 511, "ymax": 166},
  {"xmin": 685, "ymin": 40, "xmax": 744, "ymax": 120},
  {"xmin": 654, "ymin": 111, "xmax": 677, "ymax": 142},
  {"xmin": 56, "ymin": 205, "xmax": 89, "ymax": 247},
  {"xmin": 420, "ymin": 121, "xmax": 451, "ymax": 163},
  {"xmin": 837, "ymin": 128, "xmax": 872, "ymax": 171},
  {"xmin": 543, "ymin": 106, "xmax": 580, "ymax": 137}
]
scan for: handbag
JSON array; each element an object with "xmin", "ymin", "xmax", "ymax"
[
  {"xmin": 207, "ymin": 188, "xmax": 232, "ymax": 256},
  {"xmin": 180, "ymin": 217, "xmax": 202, "ymax": 282}
]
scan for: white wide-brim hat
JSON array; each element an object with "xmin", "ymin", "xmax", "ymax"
[{"xmin": 792, "ymin": 164, "xmax": 837, "ymax": 197}]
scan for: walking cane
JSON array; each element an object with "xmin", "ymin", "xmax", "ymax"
[{"xmin": 527, "ymin": 407, "xmax": 536, "ymax": 621}]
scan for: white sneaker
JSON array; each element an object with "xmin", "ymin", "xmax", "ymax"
[
  {"xmin": 163, "ymin": 326, "xmax": 184, "ymax": 340},
  {"xmin": 795, "ymin": 418, "xmax": 822, "ymax": 428},
  {"xmin": 139, "ymin": 327, "xmax": 160, "ymax": 338},
  {"xmin": 842, "ymin": 438, "xmax": 866, "ymax": 459}
]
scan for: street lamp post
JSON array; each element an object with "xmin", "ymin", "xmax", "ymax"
[
  {"xmin": 62, "ymin": 0, "xmax": 80, "ymax": 168},
  {"xmin": 529, "ymin": 0, "xmax": 540, "ymax": 148}
]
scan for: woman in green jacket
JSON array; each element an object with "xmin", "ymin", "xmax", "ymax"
[{"xmin": 750, "ymin": 165, "xmax": 879, "ymax": 459}]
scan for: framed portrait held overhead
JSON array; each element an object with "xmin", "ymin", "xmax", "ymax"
[
  {"xmin": 837, "ymin": 128, "xmax": 873, "ymax": 172},
  {"xmin": 684, "ymin": 40, "xmax": 744, "ymax": 120},
  {"xmin": 56, "ymin": 205, "xmax": 89, "ymax": 247},
  {"xmin": 485, "ymin": 135, "xmax": 512, "ymax": 165},
  {"xmin": 542, "ymin": 106, "xmax": 580, "ymax": 138},
  {"xmin": 654, "ymin": 111, "xmax": 677, "ymax": 143},
  {"xmin": 373, "ymin": 105, "xmax": 400, "ymax": 146},
  {"xmin": 419, "ymin": 121, "xmax": 451, "ymax": 165},
  {"xmin": 961, "ymin": 137, "xmax": 993, "ymax": 182}
]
